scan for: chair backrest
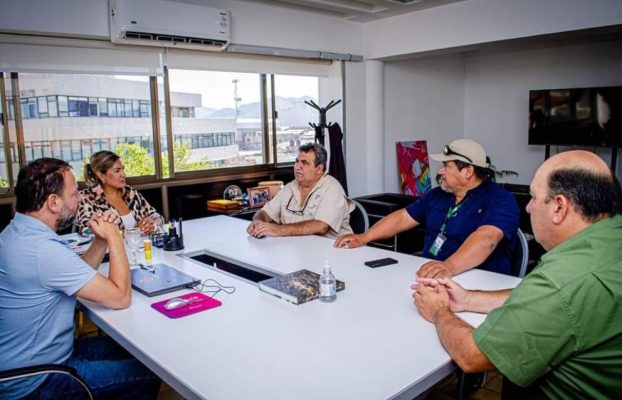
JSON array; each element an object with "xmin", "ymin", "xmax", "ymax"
[
  {"xmin": 512, "ymin": 228, "xmax": 529, "ymax": 278},
  {"xmin": 349, "ymin": 199, "xmax": 369, "ymax": 234}
]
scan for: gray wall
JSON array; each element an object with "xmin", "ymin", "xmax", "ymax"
[
  {"xmin": 383, "ymin": 54, "xmax": 465, "ymax": 192},
  {"xmin": 465, "ymin": 39, "xmax": 622, "ymax": 184},
  {"xmin": 381, "ymin": 39, "xmax": 622, "ymax": 192}
]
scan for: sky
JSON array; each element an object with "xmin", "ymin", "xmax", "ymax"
[{"xmin": 117, "ymin": 72, "xmax": 318, "ymax": 109}]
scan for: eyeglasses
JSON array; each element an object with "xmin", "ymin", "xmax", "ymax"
[
  {"xmin": 443, "ymin": 145, "xmax": 473, "ymax": 163},
  {"xmin": 285, "ymin": 194, "xmax": 309, "ymax": 215},
  {"xmin": 286, "ymin": 185, "xmax": 320, "ymax": 215}
]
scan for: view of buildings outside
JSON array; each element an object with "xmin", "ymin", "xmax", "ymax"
[
  {"xmin": 168, "ymin": 70, "xmax": 318, "ymax": 168},
  {"xmin": 272, "ymin": 74, "xmax": 319, "ymax": 163},
  {"xmin": 0, "ymin": 71, "xmax": 319, "ymax": 186}
]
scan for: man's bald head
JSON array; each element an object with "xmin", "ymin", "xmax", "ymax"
[
  {"xmin": 539, "ymin": 150, "xmax": 611, "ymax": 178},
  {"xmin": 536, "ymin": 150, "xmax": 622, "ymax": 222}
]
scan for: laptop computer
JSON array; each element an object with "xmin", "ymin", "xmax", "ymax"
[{"xmin": 131, "ymin": 263, "xmax": 201, "ymax": 297}]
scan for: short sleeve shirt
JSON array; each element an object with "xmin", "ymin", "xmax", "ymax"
[
  {"xmin": 261, "ymin": 175, "xmax": 354, "ymax": 239},
  {"xmin": 0, "ymin": 213, "xmax": 97, "ymax": 399},
  {"xmin": 405, "ymin": 182, "xmax": 519, "ymax": 275},
  {"xmin": 473, "ymin": 215, "xmax": 622, "ymax": 399}
]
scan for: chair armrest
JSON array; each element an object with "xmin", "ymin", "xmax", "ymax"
[
  {"xmin": 0, "ymin": 364, "xmax": 77, "ymax": 381},
  {"xmin": 0, "ymin": 364, "xmax": 92, "ymax": 400}
]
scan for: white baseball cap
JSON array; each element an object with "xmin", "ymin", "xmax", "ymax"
[{"xmin": 430, "ymin": 139, "xmax": 489, "ymax": 168}]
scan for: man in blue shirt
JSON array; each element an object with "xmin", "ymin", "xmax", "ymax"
[
  {"xmin": 0, "ymin": 158, "xmax": 160, "ymax": 399},
  {"xmin": 335, "ymin": 139, "xmax": 519, "ymax": 277}
]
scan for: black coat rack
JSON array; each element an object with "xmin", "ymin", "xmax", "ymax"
[
  {"xmin": 305, "ymin": 99, "xmax": 341, "ymax": 146},
  {"xmin": 304, "ymin": 99, "xmax": 348, "ymax": 194}
]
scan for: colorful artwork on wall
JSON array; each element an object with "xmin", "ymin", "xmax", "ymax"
[{"xmin": 396, "ymin": 140, "xmax": 431, "ymax": 197}]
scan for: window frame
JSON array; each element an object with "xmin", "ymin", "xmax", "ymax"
[{"xmin": 0, "ymin": 69, "xmax": 322, "ymax": 194}]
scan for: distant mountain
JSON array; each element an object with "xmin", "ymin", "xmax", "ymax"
[
  {"xmin": 206, "ymin": 96, "xmax": 317, "ymax": 119},
  {"xmin": 194, "ymin": 107, "xmax": 218, "ymax": 118},
  {"xmin": 205, "ymin": 107, "xmax": 236, "ymax": 118}
]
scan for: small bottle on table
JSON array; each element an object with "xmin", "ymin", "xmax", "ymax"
[{"xmin": 319, "ymin": 260, "xmax": 336, "ymax": 303}]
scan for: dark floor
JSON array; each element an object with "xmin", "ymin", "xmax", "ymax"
[
  {"xmin": 425, "ymin": 371, "xmax": 502, "ymax": 400},
  {"xmin": 78, "ymin": 313, "xmax": 501, "ymax": 400}
]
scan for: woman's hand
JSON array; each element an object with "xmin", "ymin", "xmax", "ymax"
[{"xmin": 137, "ymin": 216, "xmax": 157, "ymax": 235}]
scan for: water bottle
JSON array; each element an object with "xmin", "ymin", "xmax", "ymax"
[{"xmin": 319, "ymin": 260, "xmax": 337, "ymax": 303}]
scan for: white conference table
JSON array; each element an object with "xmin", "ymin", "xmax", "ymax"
[{"xmin": 79, "ymin": 216, "xmax": 520, "ymax": 400}]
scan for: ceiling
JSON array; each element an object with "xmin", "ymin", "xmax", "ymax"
[{"xmin": 238, "ymin": 0, "xmax": 467, "ymax": 22}]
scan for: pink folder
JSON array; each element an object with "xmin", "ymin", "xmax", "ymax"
[{"xmin": 151, "ymin": 292, "xmax": 222, "ymax": 318}]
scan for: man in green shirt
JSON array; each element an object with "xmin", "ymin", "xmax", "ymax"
[{"xmin": 412, "ymin": 150, "xmax": 622, "ymax": 399}]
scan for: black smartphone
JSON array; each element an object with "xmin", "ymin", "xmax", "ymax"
[{"xmin": 364, "ymin": 257, "xmax": 398, "ymax": 268}]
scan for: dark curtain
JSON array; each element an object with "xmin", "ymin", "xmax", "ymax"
[{"xmin": 327, "ymin": 123, "xmax": 348, "ymax": 194}]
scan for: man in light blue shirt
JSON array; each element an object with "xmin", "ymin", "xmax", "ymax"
[{"xmin": 0, "ymin": 158, "xmax": 160, "ymax": 399}]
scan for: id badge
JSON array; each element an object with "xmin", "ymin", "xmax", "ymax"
[{"xmin": 429, "ymin": 233, "xmax": 447, "ymax": 256}]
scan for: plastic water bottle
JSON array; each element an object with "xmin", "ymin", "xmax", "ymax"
[{"xmin": 319, "ymin": 260, "xmax": 337, "ymax": 303}]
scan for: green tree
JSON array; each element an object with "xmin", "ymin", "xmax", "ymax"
[
  {"xmin": 0, "ymin": 176, "xmax": 7, "ymax": 188},
  {"xmin": 114, "ymin": 143, "xmax": 155, "ymax": 176},
  {"xmin": 167, "ymin": 141, "xmax": 211, "ymax": 174},
  {"xmin": 121, "ymin": 141, "xmax": 212, "ymax": 176},
  {"xmin": 81, "ymin": 142, "xmax": 212, "ymax": 180}
]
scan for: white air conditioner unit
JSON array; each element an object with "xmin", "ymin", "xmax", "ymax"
[{"xmin": 109, "ymin": 0, "xmax": 231, "ymax": 51}]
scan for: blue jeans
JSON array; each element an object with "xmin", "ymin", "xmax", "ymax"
[{"xmin": 26, "ymin": 336, "xmax": 161, "ymax": 400}]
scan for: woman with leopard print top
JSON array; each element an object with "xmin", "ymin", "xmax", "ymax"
[{"xmin": 76, "ymin": 151, "xmax": 164, "ymax": 235}]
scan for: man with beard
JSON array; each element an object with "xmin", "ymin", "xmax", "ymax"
[
  {"xmin": 247, "ymin": 142, "xmax": 354, "ymax": 239},
  {"xmin": 335, "ymin": 139, "xmax": 519, "ymax": 278},
  {"xmin": 0, "ymin": 158, "xmax": 161, "ymax": 399}
]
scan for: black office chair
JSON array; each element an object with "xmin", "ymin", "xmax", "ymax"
[
  {"xmin": 349, "ymin": 199, "xmax": 369, "ymax": 234},
  {"xmin": 0, "ymin": 364, "xmax": 93, "ymax": 399}
]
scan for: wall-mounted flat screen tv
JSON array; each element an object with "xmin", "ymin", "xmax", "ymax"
[{"xmin": 528, "ymin": 86, "xmax": 622, "ymax": 147}]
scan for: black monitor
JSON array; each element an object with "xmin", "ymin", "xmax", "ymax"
[{"xmin": 528, "ymin": 86, "xmax": 622, "ymax": 147}]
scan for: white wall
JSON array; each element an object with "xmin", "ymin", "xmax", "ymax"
[
  {"xmin": 344, "ymin": 62, "xmax": 367, "ymax": 196},
  {"xmin": 0, "ymin": 0, "xmax": 109, "ymax": 39},
  {"xmin": 383, "ymin": 54, "xmax": 465, "ymax": 192},
  {"xmin": 0, "ymin": 0, "xmax": 363, "ymax": 55},
  {"xmin": 364, "ymin": 0, "xmax": 622, "ymax": 60},
  {"xmin": 380, "ymin": 38, "xmax": 622, "ymax": 194},
  {"xmin": 362, "ymin": 0, "xmax": 622, "ymax": 194},
  {"xmin": 464, "ymin": 39, "xmax": 622, "ymax": 184}
]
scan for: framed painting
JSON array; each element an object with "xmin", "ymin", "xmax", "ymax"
[
  {"xmin": 247, "ymin": 186, "xmax": 271, "ymax": 208},
  {"xmin": 396, "ymin": 140, "xmax": 431, "ymax": 197}
]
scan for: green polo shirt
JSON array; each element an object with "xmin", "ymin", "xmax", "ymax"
[{"xmin": 473, "ymin": 214, "xmax": 622, "ymax": 399}]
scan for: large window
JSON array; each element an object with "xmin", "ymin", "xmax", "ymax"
[
  {"xmin": 271, "ymin": 75, "xmax": 318, "ymax": 163},
  {"xmin": 167, "ymin": 69, "xmax": 261, "ymax": 172},
  {"xmin": 0, "ymin": 70, "xmax": 321, "ymax": 187},
  {"xmin": 1, "ymin": 75, "xmax": 19, "ymax": 188},
  {"xmin": 14, "ymin": 73, "xmax": 155, "ymax": 179}
]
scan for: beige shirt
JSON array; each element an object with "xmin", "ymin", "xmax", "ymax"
[{"xmin": 261, "ymin": 175, "xmax": 354, "ymax": 239}]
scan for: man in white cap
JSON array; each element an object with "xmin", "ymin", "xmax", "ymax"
[{"xmin": 335, "ymin": 138, "xmax": 519, "ymax": 278}]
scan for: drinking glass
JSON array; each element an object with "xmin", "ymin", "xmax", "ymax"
[{"xmin": 125, "ymin": 228, "xmax": 142, "ymax": 268}]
